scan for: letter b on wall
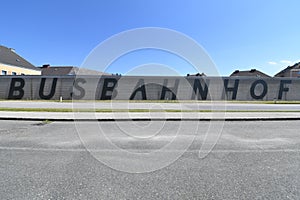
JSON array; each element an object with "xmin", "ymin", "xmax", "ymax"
[{"xmin": 8, "ymin": 78, "xmax": 25, "ymax": 99}]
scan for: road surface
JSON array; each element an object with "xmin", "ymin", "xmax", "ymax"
[{"xmin": 0, "ymin": 120, "xmax": 299, "ymax": 199}]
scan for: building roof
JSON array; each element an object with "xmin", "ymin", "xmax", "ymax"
[
  {"xmin": 230, "ymin": 69, "xmax": 271, "ymax": 77},
  {"xmin": 0, "ymin": 45, "xmax": 39, "ymax": 71},
  {"xmin": 39, "ymin": 65, "xmax": 112, "ymax": 76},
  {"xmin": 274, "ymin": 62, "xmax": 300, "ymax": 77},
  {"xmin": 186, "ymin": 73, "xmax": 206, "ymax": 77}
]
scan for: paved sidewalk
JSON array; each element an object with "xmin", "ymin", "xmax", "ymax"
[
  {"xmin": 1, "ymin": 101, "xmax": 300, "ymax": 111},
  {"xmin": 1, "ymin": 111, "xmax": 300, "ymax": 121},
  {"xmin": 1, "ymin": 101, "xmax": 300, "ymax": 121}
]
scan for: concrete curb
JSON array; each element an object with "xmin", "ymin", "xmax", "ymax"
[
  {"xmin": 1, "ymin": 111, "xmax": 300, "ymax": 121},
  {"xmin": 1, "ymin": 117, "xmax": 300, "ymax": 122}
]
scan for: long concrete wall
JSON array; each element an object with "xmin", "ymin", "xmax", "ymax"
[{"xmin": 0, "ymin": 76, "xmax": 300, "ymax": 101}]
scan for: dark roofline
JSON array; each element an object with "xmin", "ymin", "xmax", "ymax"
[
  {"xmin": 39, "ymin": 65, "xmax": 112, "ymax": 76},
  {"xmin": 274, "ymin": 62, "xmax": 300, "ymax": 77},
  {"xmin": 230, "ymin": 69, "xmax": 271, "ymax": 77},
  {"xmin": 0, "ymin": 45, "xmax": 39, "ymax": 71}
]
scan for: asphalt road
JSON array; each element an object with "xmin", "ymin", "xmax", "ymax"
[
  {"xmin": 1, "ymin": 101, "xmax": 300, "ymax": 111},
  {"xmin": 1, "ymin": 120, "xmax": 300, "ymax": 199}
]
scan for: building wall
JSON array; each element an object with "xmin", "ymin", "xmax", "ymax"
[
  {"xmin": 284, "ymin": 70, "xmax": 300, "ymax": 78},
  {"xmin": 0, "ymin": 63, "xmax": 41, "ymax": 75},
  {"xmin": 0, "ymin": 76, "xmax": 300, "ymax": 101}
]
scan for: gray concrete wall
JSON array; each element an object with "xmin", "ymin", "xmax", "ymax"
[{"xmin": 1, "ymin": 76, "xmax": 300, "ymax": 101}]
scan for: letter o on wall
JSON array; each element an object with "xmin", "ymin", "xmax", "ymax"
[{"xmin": 250, "ymin": 80, "xmax": 268, "ymax": 100}]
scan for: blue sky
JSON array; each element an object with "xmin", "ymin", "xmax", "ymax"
[{"xmin": 1, "ymin": 0, "xmax": 300, "ymax": 76}]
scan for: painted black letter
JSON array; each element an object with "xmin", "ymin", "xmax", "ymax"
[
  {"xmin": 191, "ymin": 79, "xmax": 209, "ymax": 100},
  {"xmin": 250, "ymin": 80, "xmax": 268, "ymax": 100},
  {"xmin": 72, "ymin": 78, "xmax": 86, "ymax": 100},
  {"xmin": 8, "ymin": 78, "xmax": 25, "ymax": 99},
  {"xmin": 130, "ymin": 79, "xmax": 147, "ymax": 100},
  {"xmin": 101, "ymin": 78, "xmax": 118, "ymax": 100},
  {"xmin": 224, "ymin": 79, "xmax": 239, "ymax": 100},
  {"xmin": 278, "ymin": 80, "xmax": 292, "ymax": 100},
  {"xmin": 160, "ymin": 79, "xmax": 179, "ymax": 100},
  {"xmin": 39, "ymin": 78, "xmax": 57, "ymax": 100}
]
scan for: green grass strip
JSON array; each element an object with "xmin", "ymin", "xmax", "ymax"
[{"xmin": 2, "ymin": 99, "xmax": 300, "ymax": 104}]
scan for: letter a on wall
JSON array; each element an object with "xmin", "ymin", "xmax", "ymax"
[{"xmin": 130, "ymin": 79, "xmax": 147, "ymax": 100}]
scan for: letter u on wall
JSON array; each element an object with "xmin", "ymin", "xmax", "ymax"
[{"xmin": 39, "ymin": 78, "xmax": 57, "ymax": 100}]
